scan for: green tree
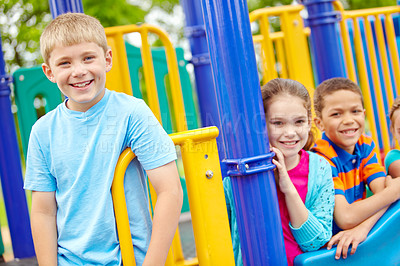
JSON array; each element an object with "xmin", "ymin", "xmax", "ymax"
[
  {"xmin": 342, "ymin": 0, "xmax": 397, "ymax": 10},
  {"xmin": 1, "ymin": 0, "xmax": 50, "ymax": 72}
]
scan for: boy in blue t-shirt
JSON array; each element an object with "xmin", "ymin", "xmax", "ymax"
[{"xmin": 24, "ymin": 13, "xmax": 183, "ymax": 265}]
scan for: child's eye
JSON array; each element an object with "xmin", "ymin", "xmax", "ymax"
[
  {"xmin": 58, "ymin": 61, "xmax": 70, "ymax": 66},
  {"xmin": 295, "ymin": 119, "xmax": 306, "ymax": 125},
  {"xmin": 353, "ymin": 109, "xmax": 363, "ymax": 114},
  {"xmin": 84, "ymin": 56, "xmax": 94, "ymax": 61},
  {"xmin": 270, "ymin": 121, "xmax": 283, "ymax": 126},
  {"xmin": 330, "ymin": 112, "xmax": 340, "ymax": 117}
]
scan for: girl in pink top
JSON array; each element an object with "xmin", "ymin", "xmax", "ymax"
[{"xmin": 264, "ymin": 78, "xmax": 334, "ymax": 265}]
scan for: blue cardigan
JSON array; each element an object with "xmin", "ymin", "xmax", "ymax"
[{"xmin": 223, "ymin": 151, "xmax": 335, "ymax": 265}]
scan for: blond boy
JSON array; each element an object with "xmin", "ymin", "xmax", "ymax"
[
  {"xmin": 312, "ymin": 77, "xmax": 400, "ymax": 260},
  {"xmin": 24, "ymin": 13, "xmax": 183, "ymax": 265}
]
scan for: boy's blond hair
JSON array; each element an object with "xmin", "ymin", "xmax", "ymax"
[
  {"xmin": 314, "ymin": 77, "xmax": 364, "ymax": 118},
  {"xmin": 40, "ymin": 13, "xmax": 108, "ymax": 65}
]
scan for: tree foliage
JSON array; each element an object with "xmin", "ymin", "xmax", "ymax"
[{"xmin": 342, "ymin": 0, "xmax": 396, "ymax": 10}]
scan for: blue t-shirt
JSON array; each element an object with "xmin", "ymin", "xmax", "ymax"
[
  {"xmin": 24, "ymin": 89, "xmax": 177, "ymax": 265},
  {"xmin": 385, "ymin": 149, "xmax": 400, "ymax": 174}
]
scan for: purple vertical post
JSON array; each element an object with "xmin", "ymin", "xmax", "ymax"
[
  {"xmin": 201, "ymin": 0, "xmax": 287, "ymax": 265},
  {"xmin": 49, "ymin": 0, "xmax": 83, "ymax": 18},
  {"xmin": 179, "ymin": 0, "xmax": 225, "ymax": 158},
  {"xmin": 0, "ymin": 36, "xmax": 35, "ymax": 258},
  {"xmin": 302, "ymin": 0, "xmax": 346, "ymax": 83}
]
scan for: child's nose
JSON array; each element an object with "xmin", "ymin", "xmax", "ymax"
[
  {"xmin": 72, "ymin": 63, "xmax": 87, "ymax": 77},
  {"xmin": 342, "ymin": 113, "xmax": 354, "ymax": 124},
  {"xmin": 284, "ymin": 125, "xmax": 296, "ymax": 137}
]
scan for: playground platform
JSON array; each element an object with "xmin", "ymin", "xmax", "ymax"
[{"xmin": 0, "ymin": 216, "xmax": 196, "ymax": 265}]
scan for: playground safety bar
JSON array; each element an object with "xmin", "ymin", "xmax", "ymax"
[{"xmin": 111, "ymin": 127, "xmax": 234, "ymax": 266}]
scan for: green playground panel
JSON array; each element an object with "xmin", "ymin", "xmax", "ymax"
[
  {"xmin": 12, "ymin": 44, "xmax": 198, "ymax": 213},
  {"xmin": 13, "ymin": 67, "xmax": 63, "ymax": 158}
]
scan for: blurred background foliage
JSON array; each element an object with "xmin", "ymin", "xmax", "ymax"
[{"xmin": 0, "ymin": 0, "xmax": 397, "ymax": 72}]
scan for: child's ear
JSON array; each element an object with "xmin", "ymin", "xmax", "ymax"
[
  {"xmin": 314, "ymin": 116, "xmax": 324, "ymax": 131},
  {"xmin": 105, "ymin": 49, "xmax": 112, "ymax": 73},
  {"xmin": 42, "ymin": 63, "xmax": 56, "ymax": 83}
]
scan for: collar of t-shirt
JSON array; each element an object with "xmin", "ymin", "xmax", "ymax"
[{"xmin": 61, "ymin": 88, "xmax": 110, "ymax": 120}]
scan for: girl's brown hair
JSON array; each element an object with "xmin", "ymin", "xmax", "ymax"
[{"xmin": 261, "ymin": 78, "xmax": 315, "ymax": 150}]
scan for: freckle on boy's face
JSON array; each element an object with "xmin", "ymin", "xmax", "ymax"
[
  {"xmin": 315, "ymin": 90, "xmax": 365, "ymax": 154},
  {"xmin": 42, "ymin": 42, "xmax": 112, "ymax": 112}
]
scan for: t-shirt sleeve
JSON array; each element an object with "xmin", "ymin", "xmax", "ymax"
[
  {"xmin": 127, "ymin": 100, "xmax": 177, "ymax": 170},
  {"xmin": 384, "ymin": 149, "xmax": 400, "ymax": 174},
  {"xmin": 24, "ymin": 130, "xmax": 57, "ymax": 192},
  {"xmin": 361, "ymin": 139, "xmax": 386, "ymax": 185},
  {"xmin": 290, "ymin": 156, "xmax": 334, "ymax": 251}
]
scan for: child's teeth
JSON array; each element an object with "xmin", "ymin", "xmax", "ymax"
[{"xmin": 74, "ymin": 81, "xmax": 90, "ymax": 87}]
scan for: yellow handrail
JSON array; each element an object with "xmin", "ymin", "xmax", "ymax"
[
  {"xmin": 112, "ymin": 127, "xmax": 235, "ymax": 266},
  {"xmin": 111, "ymin": 149, "xmax": 137, "ymax": 266},
  {"xmin": 106, "ymin": 23, "xmax": 190, "ymax": 266}
]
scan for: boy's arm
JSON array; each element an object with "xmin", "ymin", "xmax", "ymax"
[
  {"xmin": 327, "ymin": 177, "xmax": 388, "ymax": 259},
  {"xmin": 31, "ymin": 191, "xmax": 57, "ymax": 266},
  {"xmin": 143, "ymin": 161, "xmax": 183, "ymax": 266},
  {"xmin": 333, "ymin": 176, "xmax": 400, "ymax": 229}
]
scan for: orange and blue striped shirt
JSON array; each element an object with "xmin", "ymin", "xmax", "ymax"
[{"xmin": 312, "ymin": 133, "xmax": 386, "ymax": 204}]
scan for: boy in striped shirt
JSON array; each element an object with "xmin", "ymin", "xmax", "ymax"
[{"xmin": 312, "ymin": 77, "xmax": 400, "ymax": 260}]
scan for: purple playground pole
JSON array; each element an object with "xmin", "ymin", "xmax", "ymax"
[
  {"xmin": 0, "ymin": 36, "xmax": 35, "ymax": 258},
  {"xmin": 302, "ymin": 0, "xmax": 346, "ymax": 83},
  {"xmin": 201, "ymin": 0, "xmax": 287, "ymax": 265},
  {"xmin": 49, "ymin": 0, "xmax": 83, "ymax": 18}
]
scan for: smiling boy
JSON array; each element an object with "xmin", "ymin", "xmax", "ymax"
[
  {"xmin": 24, "ymin": 13, "xmax": 183, "ymax": 266},
  {"xmin": 312, "ymin": 77, "xmax": 400, "ymax": 260}
]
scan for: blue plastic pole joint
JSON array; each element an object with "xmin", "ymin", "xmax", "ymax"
[
  {"xmin": 201, "ymin": 0, "xmax": 287, "ymax": 265},
  {"xmin": 302, "ymin": 0, "xmax": 346, "ymax": 83},
  {"xmin": 0, "ymin": 36, "xmax": 35, "ymax": 258}
]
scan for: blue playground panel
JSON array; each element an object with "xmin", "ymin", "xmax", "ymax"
[{"xmin": 295, "ymin": 199, "xmax": 400, "ymax": 265}]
